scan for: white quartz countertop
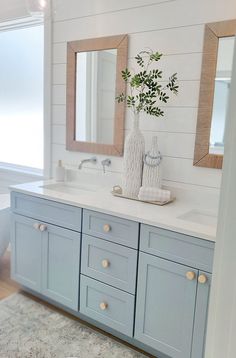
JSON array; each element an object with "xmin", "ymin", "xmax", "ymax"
[{"xmin": 10, "ymin": 179, "xmax": 218, "ymax": 242}]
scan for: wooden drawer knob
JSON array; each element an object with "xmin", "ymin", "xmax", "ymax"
[
  {"xmin": 101, "ymin": 259, "xmax": 110, "ymax": 268},
  {"xmin": 99, "ymin": 302, "xmax": 108, "ymax": 311},
  {"xmin": 198, "ymin": 274, "xmax": 207, "ymax": 284},
  {"xmin": 103, "ymin": 224, "xmax": 111, "ymax": 233},
  {"xmin": 33, "ymin": 222, "xmax": 41, "ymax": 230},
  {"xmin": 186, "ymin": 271, "xmax": 196, "ymax": 281},
  {"xmin": 39, "ymin": 224, "xmax": 47, "ymax": 232}
]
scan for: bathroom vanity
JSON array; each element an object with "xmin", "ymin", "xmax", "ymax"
[{"xmin": 10, "ymin": 181, "xmax": 216, "ymax": 358}]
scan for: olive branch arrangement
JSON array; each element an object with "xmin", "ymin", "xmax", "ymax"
[{"xmin": 116, "ymin": 50, "xmax": 179, "ymax": 117}]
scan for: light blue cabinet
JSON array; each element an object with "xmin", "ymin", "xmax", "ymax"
[
  {"xmin": 135, "ymin": 252, "xmax": 211, "ymax": 358},
  {"xmin": 42, "ymin": 224, "xmax": 80, "ymax": 310},
  {"xmin": 11, "ymin": 214, "xmax": 42, "ymax": 292},
  {"xmin": 11, "ymin": 192, "xmax": 214, "ymax": 358},
  {"xmin": 11, "ymin": 212, "xmax": 81, "ymax": 310},
  {"xmin": 135, "ymin": 252, "xmax": 198, "ymax": 358}
]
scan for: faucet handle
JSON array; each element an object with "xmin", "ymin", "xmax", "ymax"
[
  {"xmin": 90, "ymin": 156, "xmax": 97, "ymax": 164},
  {"xmin": 101, "ymin": 159, "xmax": 111, "ymax": 173}
]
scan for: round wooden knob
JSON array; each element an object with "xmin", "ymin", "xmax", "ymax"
[
  {"xmin": 186, "ymin": 271, "xmax": 196, "ymax": 281},
  {"xmin": 99, "ymin": 302, "xmax": 108, "ymax": 311},
  {"xmin": 103, "ymin": 224, "xmax": 111, "ymax": 233},
  {"xmin": 101, "ymin": 259, "xmax": 110, "ymax": 268},
  {"xmin": 33, "ymin": 223, "xmax": 41, "ymax": 230},
  {"xmin": 39, "ymin": 224, "xmax": 47, "ymax": 232},
  {"xmin": 198, "ymin": 274, "xmax": 207, "ymax": 284}
]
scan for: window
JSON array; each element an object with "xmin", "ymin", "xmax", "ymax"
[{"xmin": 0, "ymin": 24, "xmax": 44, "ymax": 174}]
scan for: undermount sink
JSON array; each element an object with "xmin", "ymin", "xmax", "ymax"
[
  {"xmin": 178, "ymin": 209, "xmax": 217, "ymax": 227},
  {"xmin": 41, "ymin": 182, "xmax": 100, "ymax": 194}
]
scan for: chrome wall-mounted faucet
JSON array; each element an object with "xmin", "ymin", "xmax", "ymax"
[
  {"xmin": 78, "ymin": 156, "xmax": 97, "ymax": 170},
  {"xmin": 101, "ymin": 158, "xmax": 111, "ymax": 173}
]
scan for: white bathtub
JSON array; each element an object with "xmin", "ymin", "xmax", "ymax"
[{"xmin": 0, "ymin": 194, "xmax": 10, "ymax": 257}]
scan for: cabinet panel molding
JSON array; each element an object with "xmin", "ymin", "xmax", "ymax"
[
  {"xmin": 80, "ymin": 275, "xmax": 135, "ymax": 336},
  {"xmin": 83, "ymin": 209, "xmax": 139, "ymax": 248},
  {"xmin": 11, "ymin": 214, "xmax": 42, "ymax": 292},
  {"xmin": 81, "ymin": 234, "xmax": 137, "ymax": 293},
  {"xmin": 42, "ymin": 224, "xmax": 81, "ymax": 310},
  {"xmin": 11, "ymin": 192, "xmax": 82, "ymax": 232},
  {"xmin": 140, "ymin": 224, "xmax": 214, "ymax": 272},
  {"xmin": 192, "ymin": 271, "xmax": 212, "ymax": 358},
  {"xmin": 135, "ymin": 252, "xmax": 198, "ymax": 358}
]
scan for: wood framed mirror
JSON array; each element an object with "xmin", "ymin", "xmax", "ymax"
[
  {"xmin": 194, "ymin": 19, "xmax": 236, "ymax": 169},
  {"xmin": 66, "ymin": 34, "xmax": 128, "ymax": 156}
]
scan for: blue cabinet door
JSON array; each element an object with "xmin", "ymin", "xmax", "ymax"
[
  {"xmin": 42, "ymin": 224, "xmax": 80, "ymax": 310},
  {"xmin": 135, "ymin": 252, "xmax": 198, "ymax": 358},
  {"xmin": 191, "ymin": 271, "xmax": 212, "ymax": 358},
  {"xmin": 11, "ymin": 214, "xmax": 42, "ymax": 292}
]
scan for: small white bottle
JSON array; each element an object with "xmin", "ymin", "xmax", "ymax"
[{"xmin": 55, "ymin": 160, "xmax": 65, "ymax": 182}]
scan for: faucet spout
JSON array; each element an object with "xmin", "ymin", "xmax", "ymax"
[{"xmin": 78, "ymin": 156, "xmax": 97, "ymax": 170}]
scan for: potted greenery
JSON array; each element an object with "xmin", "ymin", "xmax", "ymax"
[{"xmin": 116, "ymin": 49, "xmax": 179, "ymax": 197}]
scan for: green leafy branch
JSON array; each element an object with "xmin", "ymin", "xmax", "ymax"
[{"xmin": 116, "ymin": 50, "xmax": 179, "ymax": 118}]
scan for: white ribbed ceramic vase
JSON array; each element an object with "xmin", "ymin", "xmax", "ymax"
[
  {"xmin": 142, "ymin": 136, "xmax": 162, "ymax": 188},
  {"xmin": 122, "ymin": 113, "xmax": 145, "ymax": 197}
]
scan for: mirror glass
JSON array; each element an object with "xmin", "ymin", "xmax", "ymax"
[
  {"xmin": 75, "ymin": 49, "xmax": 117, "ymax": 145},
  {"xmin": 210, "ymin": 36, "xmax": 235, "ymax": 155}
]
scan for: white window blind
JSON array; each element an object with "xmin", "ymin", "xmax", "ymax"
[{"xmin": 0, "ymin": 24, "xmax": 44, "ymax": 172}]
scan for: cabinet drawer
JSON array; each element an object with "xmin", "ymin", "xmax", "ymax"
[
  {"xmin": 83, "ymin": 210, "xmax": 139, "ymax": 249},
  {"xmin": 11, "ymin": 192, "xmax": 82, "ymax": 232},
  {"xmin": 81, "ymin": 234, "xmax": 137, "ymax": 294},
  {"xmin": 140, "ymin": 224, "xmax": 214, "ymax": 272},
  {"xmin": 80, "ymin": 275, "xmax": 135, "ymax": 337}
]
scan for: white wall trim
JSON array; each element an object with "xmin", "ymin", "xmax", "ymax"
[
  {"xmin": 0, "ymin": 16, "xmax": 42, "ymax": 32},
  {"xmin": 43, "ymin": 0, "xmax": 52, "ymax": 179},
  {"xmin": 0, "ymin": 162, "xmax": 43, "ymax": 177}
]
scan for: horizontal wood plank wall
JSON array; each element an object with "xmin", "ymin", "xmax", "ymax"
[{"xmin": 51, "ymin": 0, "xmax": 236, "ymax": 192}]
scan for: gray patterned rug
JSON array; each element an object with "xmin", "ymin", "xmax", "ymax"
[{"xmin": 0, "ymin": 293, "xmax": 146, "ymax": 358}]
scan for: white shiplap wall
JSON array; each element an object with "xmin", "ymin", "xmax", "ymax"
[
  {"xmin": 51, "ymin": 0, "xmax": 236, "ymax": 192},
  {"xmin": 0, "ymin": 0, "xmax": 28, "ymax": 22}
]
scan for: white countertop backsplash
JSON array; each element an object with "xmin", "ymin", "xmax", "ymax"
[{"xmin": 10, "ymin": 171, "xmax": 219, "ymax": 242}]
